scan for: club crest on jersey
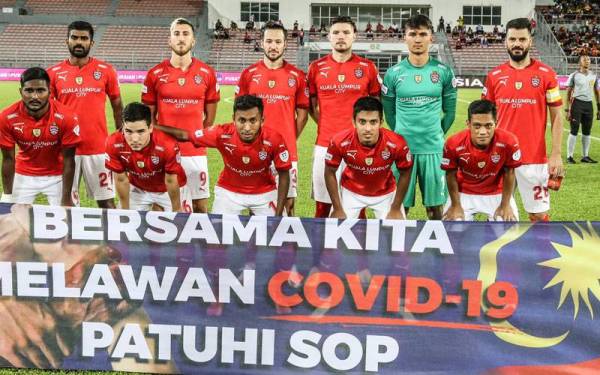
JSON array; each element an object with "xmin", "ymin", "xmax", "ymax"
[
  {"xmin": 151, "ymin": 155, "xmax": 160, "ymax": 165},
  {"xmin": 49, "ymin": 124, "xmax": 59, "ymax": 136},
  {"xmin": 531, "ymin": 76, "xmax": 540, "ymax": 88},
  {"xmin": 288, "ymin": 78, "xmax": 296, "ymax": 87},
  {"xmin": 515, "ymin": 81, "xmax": 523, "ymax": 90},
  {"xmin": 337, "ymin": 74, "xmax": 345, "ymax": 83},
  {"xmin": 32, "ymin": 128, "xmax": 41, "ymax": 137},
  {"xmin": 381, "ymin": 149, "xmax": 391, "ymax": 160},
  {"xmin": 478, "ymin": 161, "xmax": 486, "ymax": 168},
  {"xmin": 93, "ymin": 71, "xmax": 102, "ymax": 80},
  {"xmin": 137, "ymin": 161, "xmax": 145, "ymax": 168},
  {"xmin": 75, "ymin": 76, "xmax": 83, "ymax": 85},
  {"xmin": 414, "ymin": 75, "xmax": 422, "ymax": 84},
  {"xmin": 242, "ymin": 156, "xmax": 250, "ymax": 164},
  {"xmin": 178, "ymin": 78, "xmax": 186, "ymax": 86},
  {"xmin": 430, "ymin": 71, "xmax": 440, "ymax": 83},
  {"xmin": 194, "ymin": 74, "xmax": 202, "ymax": 85},
  {"xmin": 268, "ymin": 80, "xmax": 276, "ymax": 89},
  {"xmin": 258, "ymin": 150, "xmax": 267, "ymax": 160},
  {"xmin": 354, "ymin": 68, "xmax": 363, "ymax": 78},
  {"xmin": 491, "ymin": 153, "xmax": 501, "ymax": 163},
  {"xmin": 365, "ymin": 157, "xmax": 373, "ymax": 166}
]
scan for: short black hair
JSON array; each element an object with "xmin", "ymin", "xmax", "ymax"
[
  {"xmin": 20, "ymin": 67, "xmax": 50, "ymax": 87},
  {"xmin": 234, "ymin": 95, "xmax": 264, "ymax": 117},
  {"xmin": 261, "ymin": 20, "xmax": 287, "ymax": 39},
  {"xmin": 405, "ymin": 14, "xmax": 433, "ymax": 32},
  {"xmin": 68, "ymin": 20, "xmax": 94, "ymax": 40},
  {"xmin": 506, "ymin": 18, "xmax": 532, "ymax": 34},
  {"xmin": 123, "ymin": 102, "xmax": 151, "ymax": 126},
  {"xmin": 353, "ymin": 96, "xmax": 383, "ymax": 119},
  {"xmin": 330, "ymin": 16, "xmax": 357, "ymax": 33},
  {"xmin": 171, "ymin": 17, "xmax": 195, "ymax": 33},
  {"xmin": 467, "ymin": 99, "xmax": 497, "ymax": 121}
]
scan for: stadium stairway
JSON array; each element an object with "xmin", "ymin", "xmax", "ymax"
[{"xmin": 106, "ymin": 0, "xmax": 119, "ymax": 16}]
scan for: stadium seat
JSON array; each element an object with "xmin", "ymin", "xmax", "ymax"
[
  {"xmin": 115, "ymin": 0, "xmax": 203, "ymax": 17},
  {"xmin": 24, "ymin": 0, "xmax": 109, "ymax": 15}
]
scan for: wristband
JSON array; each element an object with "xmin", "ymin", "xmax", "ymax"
[{"xmin": 0, "ymin": 193, "xmax": 13, "ymax": 203}]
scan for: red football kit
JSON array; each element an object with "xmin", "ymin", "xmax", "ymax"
[
  {"xmin": 325, "ymin": 128, "xmax": 413, "ymax": 196},
  {"xmin": 482, "ymin": 59, "xmax": 562, "ymax": 164},
  {"xmin": 189, "ymin": 124, "xmax": 292, "ymax": 194},
  {"xmin": 0, "ymin": 100, "xmax": 81, "ymax": 175},
  {"xmin": 142, "ymin": 58, "xmax": 220, "ymax": 157},
  {"xmin": 47, "ymin": 57, "xmax": 120, "ymax": 155},
  {"xmin": 236, "ymin": 60, "xmax": 309, "ymax": 161},
  {"xmin": 307, "ymin": 54, "xmax": 381, "ymax": 146},
  {"xmin": 442, "ymin": 128, "xmax": 522, "ymax": 195},
  {"xmin": 105, "ymin": 130, "xmax": 186, "ymax": 193}
]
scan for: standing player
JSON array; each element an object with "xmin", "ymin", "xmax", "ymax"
[
  {"xmin": 442, "ymin": 100, "xmax": 522, "ymax": 221},
  {"xmin": 307, "ymin": 16, "xmax": 381, "ymax": 218},
  {"xmin": 105, "ymin": 102, "xmax": 188, "ymax": 212},
  {"xmin": 483, "ymin": 18, "xmax": 564, "ymax": 221},
  {"xmin": 47, "ymin": 21, "xmax": 122, "ymax": 209},
  {"xmin": 565, "ymin": 54, "xmax": 599, "ymax": 164},
  {"xmin": 382, "ymin": 14, "xmax": 457, "ymax": 220},
  {"xmin": 143, "ymin": 17, "xmax": 220, "ymax": 213},
  {"xmin": 236, "ymin": 20, "xmax": 309, "ymax": 215},
  {"xmin": 325, "ymin": 97, "xmax": 412, "ymax": 220},
  {"xmin": 0, "ymin": 68, "xmax": 81, "ymax": 206}
]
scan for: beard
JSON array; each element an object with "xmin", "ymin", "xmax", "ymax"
[
  {"xmin": 264, "ymin": 50, "xmax": 284, "ymax": 62},
  {"xmin": 508, "ymin": 46, "xmax": 529, "ymax": 62},
  {"xmin": 68, "ymin": 44, "xmax": 90, "ymax": 58},
  {"xmin": 171, "ymin": 43, "xmax": 193, "ymax": 57}
]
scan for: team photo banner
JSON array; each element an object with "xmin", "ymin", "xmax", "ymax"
[{"xmin": 0, "ymin": 203, "xmax": 599, "ymax": 374}]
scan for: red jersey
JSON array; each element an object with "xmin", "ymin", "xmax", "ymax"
[
  {"xmin": 142, "ymin": 58, "xmax": 220, "ymax": 157},
  {"xmin": 307, "ymin": 54, "xmax": 381, "ymax": 147},
  {"xmin": 325, "ymin": 128, "xmax": 412, "ymax": 196},
  {"xmin": 236, "ymin": 60, "xmax": 309, "ymax": 161},
  {"xmin": 105, "ymin": 130, "xmax": 186, "ymax": 193},
  {"xmin": 47, "ymin": 58, "xmax": 120, "ymax": 155},
  {"xmin": 482, "ymin": 59, "xmax": 562, "ymax": 164},
  {"xmin": 189, "ymin": 123, "xmax": 291, "ymax": 194},
  {"xmin": 441, "ymin": 128, "xmax": 522, "ymax": 195},
  {"xmin": 0, "ymin": 100, "xmax": 80, "ymax": 176}
]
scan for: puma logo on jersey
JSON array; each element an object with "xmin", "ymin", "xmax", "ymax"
[
  {"xmin": 346, "ymin": 151, "xmax": 357, "ymax": 159},
  {"xmin": 459, "ymin": 156, "xmax": 470, "ymax": 163}
]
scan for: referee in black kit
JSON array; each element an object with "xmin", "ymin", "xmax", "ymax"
[{"xmin": 565, "ymin": 55, "xmax": 600, "ymax": 164}]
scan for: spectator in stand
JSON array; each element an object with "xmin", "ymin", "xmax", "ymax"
[
  {"xmin": 446, "ymin": 23, "xmax": 451, "ymax": 34},
  {"xmin": 467, "ymin": 26, "xmax": 474, "ymax": 39},
  {"xmin": 366, "ymin": 22, "xmax": 374, "ymax": 40},
  {"xmin": 493, "ymin": 25, "xmax": 499, "ymax": 35},
  {"xmin": 244, "ymin": 30, "xmax": 252, "ymax": 43},
  {"xmin": 476, "ymin": 23, "xmax": 484, "ymax": 35},
  {"xmin": 298, "ymin": 28, "xmax": 305, "ymax": 46},
  {"xmin": 215, "ymin": 19, "xmax": 223, "ymax": 31},
  {"xmin": 246, "ymin": 20, "xmax": 255, "ymax": 30},
  {"xmin": 499, "ymin": 24, "xmax": 505, "ymax": 39},
  {"xmin": 230, "ymin": 20, "xmax": 238, "ymax": 32},
  {"xmin": 480, "ymin": 33, "xmax": 489, "ymax": 47},
  {"xmin": 253, "ymin": 39, "xmax": 260, "ymax": 52},
  {"xmin": 452, "ymin": 25, "xmax": 459, "ymax": 38},
  {"xmin": 310, "ymin": 24, "xmax": 316, "ymax": 34},
  {"xmin": 457, "ymin": 16, "xmax": 464, "ymax": 30},
  {"xmin": 438, "ymin": 16, "xmax": 445, "ymax": 32},
  {"xmin": 319, "ymin": 23, "xmax": 328, "ymax": 37},
  {"xmin": 292, "ymin": 20, "xmax": 299, "ymax": 37},
  {"xmin": 376, "ymin": 21, "xmax": 385, "ymax": 36},
  {"xmin": 455, "ymin": 38, "xmax": 463, "ymax": 50}
]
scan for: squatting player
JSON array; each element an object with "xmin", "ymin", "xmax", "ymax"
[
  {"xmin": 442, "ymin": 100, "xmax": 522, "ymax": 221},
  {"xmin": 0, "ymin": 68, "xmax": 81, "ymax": 206},
  {"xmin": 382, "ymin": 14, "xmax": 457, "ymax": 220},
  {"xmin": 143, "ymin": 17, "xmax": 220, "ymax": 213},
  {"xmin": 105, "ymin": 102, "xmax": 188, "ymax": 212},
  {"xmin": 307, "ymin": 16, "xmax": 381, "ymax": 218},
  {"xmin": 325, "ymin": 97, "xmax": 413, "ymax": 220},
  {"xmin": 483, "ymin": 18, "xmax": 564, "ymax": 221},
  {"xmin": 236, "ymin": 20, "xmax": 309, "ymax": 216},
  {"xmin": 47, "ymin": 21, "xmax": 123, "ymax": 209}
]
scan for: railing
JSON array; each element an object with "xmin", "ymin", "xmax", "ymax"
[{"xmin": 534, "ymin": 11, "xmax": 569, "ymax": 75}]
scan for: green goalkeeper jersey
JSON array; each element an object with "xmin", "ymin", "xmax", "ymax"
[{"xmin": 382, "ymin": 57, "xmax": 457, "ymax": 154}]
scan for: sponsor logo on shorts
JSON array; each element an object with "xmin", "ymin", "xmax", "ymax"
[
  {"xmin": 491, "ymin": 153, "xmax": 501, "ymax": 163},
  {"xmin": 512, "ymin": 149, "xmax": 521, "ymax": 161},
  {"xmin": 279, "ymin": 150, "xmax": 289, "ymax": 163}
]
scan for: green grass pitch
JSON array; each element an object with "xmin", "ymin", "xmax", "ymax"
[{"xmin": 0, "ymin": 82, "xmax": 599, "ymax": 221}]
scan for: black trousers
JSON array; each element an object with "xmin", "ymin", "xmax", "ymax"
[{"xmin": 570, "ymin": 98, "xmax": 593, "ymax": 136}]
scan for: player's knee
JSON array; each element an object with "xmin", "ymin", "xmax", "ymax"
[
  {"xmin": 426, "ymin": 206, "xmax": 443, "ymax": 220},
  {"xmin": 193, "ymin": 199, "xmax": 208, "ymax": 213},
  {"xmin": 97, "ymin": 199, "xmax": 115, "ymax": 209},
  {"xmin": 528, "ymin": 212, "xmax": 549, "ymax": 222}
]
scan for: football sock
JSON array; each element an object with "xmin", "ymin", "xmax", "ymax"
[
  {"xmin": 567, "ymin": 134, "xmax": 576, "ymax": 158},
  {"xmin": 582, "ymin": 135, "xmax": 591, "ymax": 157}
]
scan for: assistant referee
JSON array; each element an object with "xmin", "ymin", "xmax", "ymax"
[{"xmin": 565, "ymin": 55, "xmax": 600, "ymax": 164}]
